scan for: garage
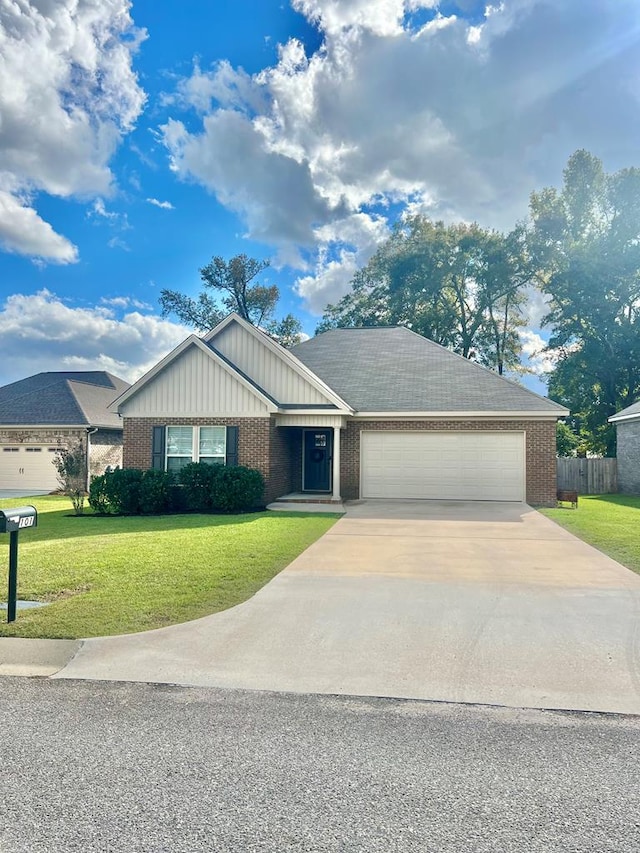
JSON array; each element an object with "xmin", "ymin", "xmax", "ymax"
[
  {"xmin": 0, "ymin": 446, "xmax": 59, "ymax": 492},
  {"xmin": 361, "ymin": 431, "xmax": 525, "ymax": 501}
]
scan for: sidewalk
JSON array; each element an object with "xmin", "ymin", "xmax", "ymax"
[{"xmin": 0, "ymin": 638, "xmax": 81, "ymax": 676}]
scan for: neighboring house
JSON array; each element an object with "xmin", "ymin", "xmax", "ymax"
[
  {"xmin": 113, "ymin": 313, "xmax": 568, "ymax": 506},
  {"xmin": 609, "ymin": 402, "xmax": 640, "ymax": 494},
  {"xmin": 0, "ymin": 371, "xmax": 130, "ymax": 492}
]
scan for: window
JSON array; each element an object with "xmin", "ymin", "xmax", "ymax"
[{"xmin": 166, "ymin": 426, "xmax": 226, "ymax": 472}]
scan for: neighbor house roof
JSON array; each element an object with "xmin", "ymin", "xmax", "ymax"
[
  {"xmin": 609, "ymin": 400, "xmax": 640, "ymax": 424},
  {"xmin": 0, "ymin": 372, "xmax": 130, "ymax": 428},
  {"xmin": 290, "ymin": 327, "xmax": 568, "ymax": 414}
]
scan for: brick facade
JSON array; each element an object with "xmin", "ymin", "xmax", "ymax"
[
  {"xmin": 123, "ymin": 417, "xmax": 288, "ymax": 504},
  {"xmin": 341, "ymin": 419, "xmax": 558, "ymax": 506},
  {"xmin": 123, "ymin": 417, "xmax": 558, "ymax": 507}
]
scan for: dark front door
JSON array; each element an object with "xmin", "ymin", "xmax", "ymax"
[{"xmin": 303, "ymin": 429, "xmax": 332, "ymax": 492}]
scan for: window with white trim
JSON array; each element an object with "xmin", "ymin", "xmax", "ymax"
[{"xmin": 166, "ymin": 426, "xmax": 226, "ymax": 472}]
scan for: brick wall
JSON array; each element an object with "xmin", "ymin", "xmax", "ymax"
[
  {"xmin": 123, "ymin": 417, "xmax": 273, "ymax": 502},
  {"xmin": 340, "ymin": 419, "xmax": 558, "ymax": 506},
  {"xmin": 268, "ymin": 425, "xmax": 298, "ymax": 503},
  {"xmin": 617, "ymin": 421, "xmax": 640, "ymax": 495}
]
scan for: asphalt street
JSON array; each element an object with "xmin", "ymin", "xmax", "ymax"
[{"xmin": 1, "ymin": 678, "xmax": 639, "ymax": 852}]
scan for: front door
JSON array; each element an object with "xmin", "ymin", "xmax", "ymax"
[{"xmin": 303, "ymin": 429, "xmax": 332, "ymax": 492}]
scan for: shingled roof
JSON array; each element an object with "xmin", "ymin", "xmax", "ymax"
[
  {"xmin": 290, "ymin": 327, "xmax": 567, "ymax": 414},
  {"xmin": 609, "ymin": 400, "xmax": 640, "ymax": 423},
  {"xmin": 0, "ymin": 372, "xmax": 130, "ymax": 428}
]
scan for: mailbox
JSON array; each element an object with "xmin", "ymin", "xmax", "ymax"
[
  {"xmin": 0, "ymin": 505, "xmax": 38, "ymax": 533},
  {"xmin": 1, "ymin": 505, "xmax": 38, "ymax": 623}
]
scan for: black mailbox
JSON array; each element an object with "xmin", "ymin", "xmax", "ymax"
[
  {"xmin": 0, "ymin": 505, "xmax": 38, "ymax": 533},
  {"xmin": 1, "ymin": 505, "xmax": 38, "ymax": 623}
]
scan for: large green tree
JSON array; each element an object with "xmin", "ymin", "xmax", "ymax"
[
  {"xmin": 160, "ymin": 254, "xmax": 302, "ymax": 346},
  {"xmin": 318, "ymin": 216, "xmax": 528, "ymax": 374},
  {"xmin": 528, "ymin": 150, "xmax": 640, "ymax": 455}
]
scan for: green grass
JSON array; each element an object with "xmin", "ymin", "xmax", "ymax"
[
  {"xmin": 540, "ymin": 494, "xmax": 640, "ymax": 575},
  {"xmin": 0, "ymin": 496, "xmax": 339, "ymax": 639}
]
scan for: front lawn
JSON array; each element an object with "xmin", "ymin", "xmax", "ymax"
[
  {"xmin": 540, "ymin": 494, "xmax": 640, "ymax": 575},
  {"xmin": 0, "ymin": 496, "xmax": 339, "ymax": 639}
]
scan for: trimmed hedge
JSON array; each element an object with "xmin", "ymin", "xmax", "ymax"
[{"xmin": 89, "ymin": 464, "xmax": 264, "ymax": 515}]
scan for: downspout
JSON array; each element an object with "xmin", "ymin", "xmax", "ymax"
[{"xmin": 86, "ymin": 428, "xmax": 98, "ymax": 492}]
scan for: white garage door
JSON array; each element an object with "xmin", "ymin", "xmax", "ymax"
[
  {"xmin": 361, "ymin": 431, "xmax": 525, "ymax": 501},
  {"xmin": 0, "ymin": 446, "xmax": 59, "ymax": 491}
]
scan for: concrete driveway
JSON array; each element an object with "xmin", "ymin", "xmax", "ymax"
[
  {"xmin": 0, "ymin": 490, "xmax": 51, "ymax": 500},
  {"xmin": 53, "ymin": 500, "xmax": 640, "ymax": 713}
]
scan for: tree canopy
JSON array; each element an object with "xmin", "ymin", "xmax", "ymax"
[
  {"xmin": 318, "ymin": 216, "xmax": 529, "ymax": 375},
  {"xmin": 528, "ymin": 150, "xmax": 640, "ymax": 455},
  {"xmin": 160, "ymin": 254, "xmax": 302, "ymax": 347}
]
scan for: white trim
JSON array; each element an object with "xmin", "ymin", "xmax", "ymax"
[
  {"xmin": 123, "ymin": 412, "xmax": 267, "ymax": 420},
  {"xmin": 359, "ymin": 429, "xmax": 526, "ymax": 502},
  {"xmin": 166, "ymin": 424, "xmax": 226, "ymax": 470},
  {"xmin": 332, "ymin": 426, "xmax": 341, "ymax": 501},
  {"xmin": 276, "ymin": 414, "xmax": 348, "ymax": 428},
  {"xmin": 111, "ymin": 335, "xmax": 278, "ymax": 414},
  {"xmin": 0, "ymin": 424, "xmax": 93, "ymax": 430},
  {"xmin": 354, "ymin": 410, "xmax": 567, "ymax": 420},
  {"xmin": 205, "ymin": 313, "xmax": 354, "ymax": 413},
  {"xmin": 276, "ymin": 409, "xmax": 351, "ymax": 416},
  {"xmin": 608, "ymin": 411, "xmax": 640, "ymax": 424}
]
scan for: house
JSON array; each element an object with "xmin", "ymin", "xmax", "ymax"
[
  {"xmin": 0, "ymin": 371, "xmax": 130, "ymax": 492},
  {"xmin": 609, "ymin": 402, "xmax": 640, "ymax": 494},
  {"xmin": 112, "ymin": 313, "xmax": 568, "ymax": 506}
]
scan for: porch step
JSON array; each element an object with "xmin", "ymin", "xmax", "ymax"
[
  {"xmin": 274, "ymin": 497, "xmax": 341, "ymax": 505},
  {"xmin": 267, "ymin": 501, "xmax": 345, "ymax": 514}
]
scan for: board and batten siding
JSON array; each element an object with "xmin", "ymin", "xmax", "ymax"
[
  {"xmin": 118, "ymin": 345, "xmax": 270, "ymax": 417},
  {"xmin": 213, "ymin": 322, "xmax": 330, "ymax": 406}
]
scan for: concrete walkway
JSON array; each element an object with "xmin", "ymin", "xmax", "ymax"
[{"xmin": 43, "ymin": 500, "xmax": 640, "ymax": 714}]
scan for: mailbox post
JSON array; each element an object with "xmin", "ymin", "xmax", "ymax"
[{"xmin": 0, "ymin": 506, "xmax": 38, "ymax": 623}]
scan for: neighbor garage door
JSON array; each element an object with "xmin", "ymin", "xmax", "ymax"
[
  {"xmin": 0, "ymin": 446, "xmax": 59, "ymax": 491},
  {"xmin": 361, "ymin": 431, "xmax": 525, "ymax": 501}
]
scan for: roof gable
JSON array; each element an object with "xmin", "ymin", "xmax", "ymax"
[
  {"xmin": 205, "ymin": 314, "xmax": 352, "ymax": 411},
  {"xmin": 291, "ymin": 327, "xmax": 569, "ymax": 415},
  {"xmin": 113, "ymin": 336, "xmax": 277, "ymax": 416}
]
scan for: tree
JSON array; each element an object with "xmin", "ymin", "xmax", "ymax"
[
  {"xmin": 318, "ymin": 216, "xmax": 528, "ymax": 374},
  {"xmin": 556, "ymin": 421, "xmax": 580, "ymax": 457},
  {"xmin": 528, "ymin": 150, "xmax": 640, "ymax": 455},
  {"xmin": 53, "ymin": 440, "xmax": 87, "ymax": 515},
  {"xmin": 160, "ymin": 254, "xmax": 302, "ymax": 346}
]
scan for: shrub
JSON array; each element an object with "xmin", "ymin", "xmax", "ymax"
[
  {"xmin": 104, "ymin": 468, "xmax": 143, "ymax": 514},
  {"xmin": 88, "ymin": 473, "xmax": 110, "ymax": 514},
  {"xmin": 139, "ymin": 469, "xmax": 173, "ymax": 514},
  {"xmin": 179, "ymin": 462, "xmax": 221, "ymax": 512},
  {"xmin": 88, "ymin": 465, "xmax": 264, "ymax": 515},
  {"xmin": 210, "ymin": 466, "xmax": 264, "ymax": 512}
]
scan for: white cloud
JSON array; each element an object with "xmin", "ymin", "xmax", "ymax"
[
  {"xmin": 0, "ymin": 0, "xmax": 146, "ymax": 262},
  {"xmin": 0, "ymin": 189, "xmax": 78, "ymax": 263},
  {"xmin": 520, "ymin": 329, "xmax": 557, "ymax": 375},
  {"xmin": 295, "ymin": 212, "xmax": 390, "ymax": 312},
  {"xmin": 146, "ymin": 198, "xmax": 174, "ymax": 210},
  {"xmin": 100, "ymin": 296, "xmax": 152, "ymax": 311},
  {"xmin": 0, "ymin": 290, "xmax": 189, "ymax": 386},
  {"xmin": 162, "ymin": 0, "xmax": 640, "ymax": 314}
]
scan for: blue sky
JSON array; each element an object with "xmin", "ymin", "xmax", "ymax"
[{"xmin": 1, "ymin": 0, "xmax": 639, "ymax": 390}]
